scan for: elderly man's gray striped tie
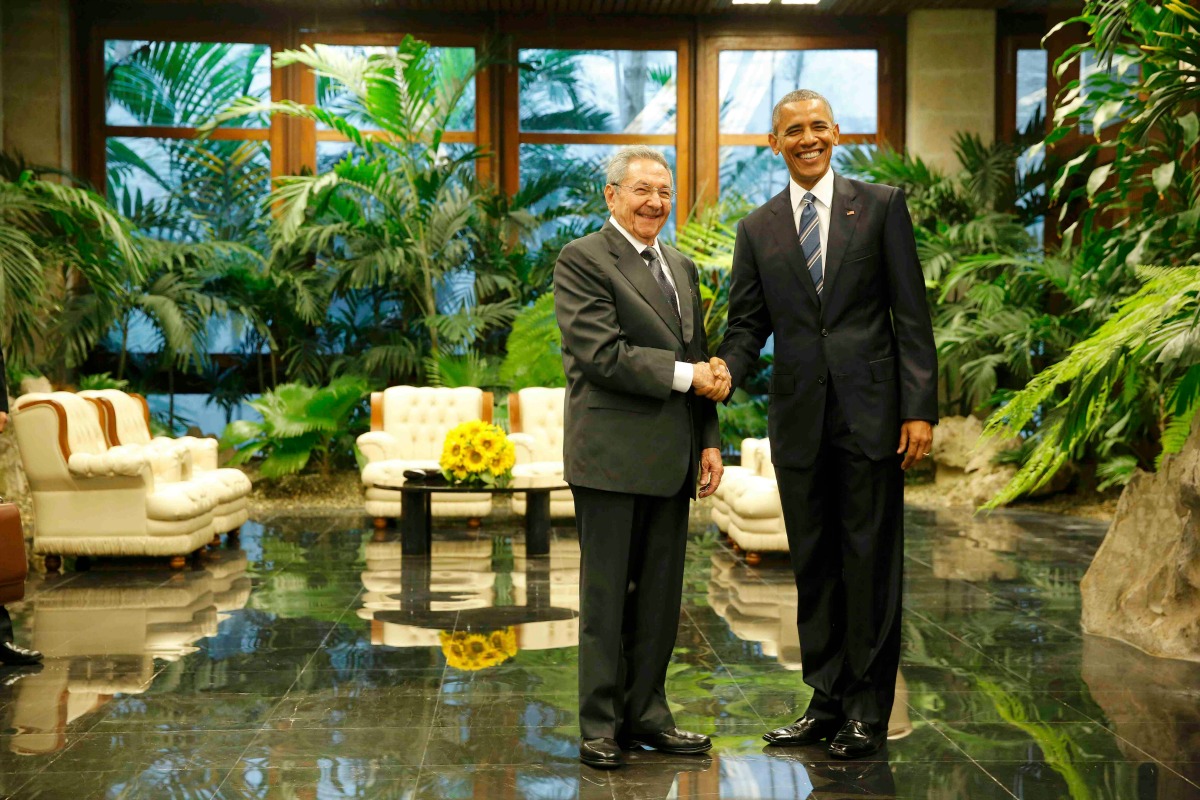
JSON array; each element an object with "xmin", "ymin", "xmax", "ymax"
[{"xmin": 799, "ymin": 192, "xmax": 823, "ymax": 296}]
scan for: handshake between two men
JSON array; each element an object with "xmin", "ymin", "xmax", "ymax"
[{"xmin": 691, "ymin": 357, "xmax": 732, "ymax": 403}]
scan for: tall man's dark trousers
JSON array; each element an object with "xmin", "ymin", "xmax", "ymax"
[
  {"xmin": 773, "ymin": 380, "xmax": 905, "ymax": 727},
  {"xmin": 572, "ymin": 482, "xmax": 690, "ymax": 740}
]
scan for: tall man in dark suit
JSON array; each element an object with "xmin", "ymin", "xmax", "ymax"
[
  {"xmin": 713, "ymin": 90, "xmax": 937, "ymax": 759},
  {"xmin": 0, "ymin": 346, "xmax": 44, "ymax": 667},
  {"xmin": 555, "ymin": 146, "xmax": 729, "ymax": 770}
]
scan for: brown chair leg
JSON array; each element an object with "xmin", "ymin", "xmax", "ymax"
[
  {"xmin": 373, "ymin": 517, "xmax": 389, "ymax": 530},
  {"xmin": 44, "ymin": 555, "xmax": 62, "ymax": 573},
  {"xmin": 209, "ymin": 534, "xmax": 221, "ymax": 548},
  {"xmin": 731, "ymin": 543, "xmax": 743, "ymax": 554},
  {"xmin": 467, "ymin": 517, "xmax": 482, "ymax": 529},
  {"xmin": 745, "ymin": 552, "xmax": 762, "ymax": 566},
  {"xmin": 169, "ymin": 556, "xmax": 187, "ymax": 570}
]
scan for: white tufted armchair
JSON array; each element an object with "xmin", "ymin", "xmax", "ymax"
[
  {"xmin": 506, "ymin": 387, "xmax": 574, "ymax": 519},
  {"xmin": 79, "ymin": 389, "xmax": 251, "ymax": 540},
  {"xmin": 357, "ymin": 386, "xmax": 495, "ymax": 526},
  {"xmin": 712, "ymin": 438, "xmax": 788, "ymax": 565},
  {"xmin": 12, "ymin": 392, "xmax": 218, "ymax": 570},
  {"xmin": 710, "ymin": 437, "xmax": 770, "ymax": 534}
]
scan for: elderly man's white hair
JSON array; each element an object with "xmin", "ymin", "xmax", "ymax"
[{"xmin": 605, "ymin": 146, "xmax": 673, "ymax": 187}]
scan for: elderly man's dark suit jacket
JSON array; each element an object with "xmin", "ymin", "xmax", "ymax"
[
  {"xmin": 719, "ymin": 174, "xmax": 937, "ymax": 461},
  {"xmin": 554, "ymin": 220, "xmax": 720, "ymax": 741},
  {"xmin": 555, "ymin": 221, "xmax": 720, "ymax": 495}
]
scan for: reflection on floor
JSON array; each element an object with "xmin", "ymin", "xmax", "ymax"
[{"xmin": 1, "ymin": 507, "xmax": 1198, "ymax": 799}]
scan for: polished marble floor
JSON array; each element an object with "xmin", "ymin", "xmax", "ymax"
[{"xmin": 1, "ymin": 505, "xmax": 1198, "ymax": 799}]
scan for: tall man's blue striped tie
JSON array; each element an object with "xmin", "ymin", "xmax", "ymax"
[{"xmin": 799, "ymin": 192, "xmax": 823, "ymax": 297}]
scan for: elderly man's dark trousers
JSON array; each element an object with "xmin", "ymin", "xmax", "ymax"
[{"xmin": 571, "ymin": 483, "xmax": 690, "ymax": 741}]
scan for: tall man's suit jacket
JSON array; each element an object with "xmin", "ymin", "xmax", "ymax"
[
  {"xmin": 555, "ymin": 221, "xmax": 720, "ymax": 496},
  {"xmin": 719, "ymin": 174, "xmax": 938, "ymax": 462}
]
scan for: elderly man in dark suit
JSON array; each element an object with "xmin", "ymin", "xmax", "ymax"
[
  {"xmin": 554, "ymin": 146, "xmax": 728, "ymax": 770},
  {"xmin": 713, "ymin": 90, "xmax": 937, "ymax": 759},
  {"xmin": 0, "ymin": 346, "xmax": 43, "ymax": 667}
]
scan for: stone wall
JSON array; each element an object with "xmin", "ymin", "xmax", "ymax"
[
  {"xmin": 1, "ymin": 0, "xmax": 73, "ymax": 171},
  {"xmin": 905, "ymin": 9, "xmax": 997, "ymax": 174}
]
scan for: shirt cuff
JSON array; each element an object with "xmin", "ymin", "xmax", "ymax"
[{"xmin": 672, "ymin": 361, "xmax": 694, "ymax": 393}]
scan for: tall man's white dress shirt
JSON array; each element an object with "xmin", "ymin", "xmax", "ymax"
[{"xmin": 789, "ymin": 168, "xmax": 835, "ymax": 258}]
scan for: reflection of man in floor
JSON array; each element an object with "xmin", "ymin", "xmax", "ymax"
[{"xmin": 708, "ymin": 550, "xmax": 914, "ymax": 739}]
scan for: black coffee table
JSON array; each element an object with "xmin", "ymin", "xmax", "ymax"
[{"xmin": 374, "ymin": 482, "xmax": 568, "ymax": 557}]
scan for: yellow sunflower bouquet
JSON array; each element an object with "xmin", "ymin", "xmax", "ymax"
[
  {"xmin": 439, "ymin": 420, "xmax": 517, "ymax": 488},
  {"xmin": 439, "ymin": 627, "xmax": 519, "ymax": 671}
]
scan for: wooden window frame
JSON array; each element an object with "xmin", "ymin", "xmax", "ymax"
[
  {"xmin": 501, "ymin": 30, "xmax": 694, "ymax": 231},
  {"xmin": 293, "ymin": 31, "xmax": 493, "ymax": 183},
  {"xmin": 997, "ymin": 19, "xmax": 1049, "ymax": 144},
  {"xmin": 88, "ymin": 24, "xmax": 283, "ymax": 195},
  {"xmin": 696, "ymin": 30, "xmax": 903, "ymax": 207}
]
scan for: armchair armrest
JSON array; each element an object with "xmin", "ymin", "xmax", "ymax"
[
  {"xmin": 507, "ymin": 433, "xmax": 537, "ymax": 465},
  {"xmin": 356, "ymin": 431, "xmax": 403, "ymax": 463},
  {"xmin": 67, "ymin": 445, "xmax": 154, "ymax": 481}
]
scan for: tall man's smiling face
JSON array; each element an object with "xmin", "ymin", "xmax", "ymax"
[
  {"xmin": 604, "ymin": 158, "xmax": 673, "ymax": 246},
  {"xmin": 769, "ymin": 98, "xmax": 840, "ymax": 190}
]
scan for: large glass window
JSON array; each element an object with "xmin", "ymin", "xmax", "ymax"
[
  {"xmin": 519, "ymin": 49, "xmax": 677, "ymax": 134},
  {"xmin": 1015, "ymin": 48, "xmax": 1048, "ymax": 134},
  {"xmin": 516, "ymin": 47, "xmax": 685, "ymax": 236},
  {"xmin": 311, "ymin": 43, "xmax": 478, "ymax": 173},
  {"xmin": 104, "ymin": 40, "xmax": 271, "ymax": 243},
  {"xmin": 716, "ymin": 49, "xmax": 881, "ymax": 206}
]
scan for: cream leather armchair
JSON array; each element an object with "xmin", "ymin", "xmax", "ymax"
[
  {"xmin": 507, "ymin": 387, "xmax": 574, "ymax": 519},
  {"xmin": 720, "ymin": 438, "xmax": 788, "ymax": 565},
  {"xmin": 79, "ymin": 389, "xmax": 251, "ymax": 539},
  {"xmin": 711, "ymin": 437, "xmax": 770, "ymax": 533},
  {"xmin": 12, "ymin": 392, "xmax": 217, "ymax": 569},
  {"xmin": 357, "ymin": 386, "xmax": 495, "ymax": 525}
]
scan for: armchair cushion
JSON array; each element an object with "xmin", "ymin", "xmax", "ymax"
[{"xmin": 145, "ymin": 482, "xmax": 217, "ymax": 522}]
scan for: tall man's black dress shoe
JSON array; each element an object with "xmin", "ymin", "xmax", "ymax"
[
  {"xmin": 624, "ymin": 727, "xmax": 712, "ymax": 754},
  {"xmin": 0, "ymin": 641, "xmax": 43, "ymax": 666},
  {"xmin": 828, "ymin": 719, "xmax": 887, "ymax": 759},
  {"xmin": 580, "ymin": 738, "xmax": 622, "ymax": 769},
  {"xmin": 762, "ymin": 715, "xmax": 843, "ymax": 746}
]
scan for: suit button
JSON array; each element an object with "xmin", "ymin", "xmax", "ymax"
[
  {"xmin": 821, "ymin": 329, "xmax": 829, "ymax": 337},
  {"xmin": 817, "ymin": 376, "xmax": 826, "ymax": 384}
]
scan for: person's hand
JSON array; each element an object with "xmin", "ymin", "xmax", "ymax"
[
  {"xmin": 698, "ymin": 447, "xmax": 724, "ymax": 498},
  {"xmin": 709, "ymin": 357, "xmax": 732, "ymax": 401},
  {"xmin": 0, "ymin": 411, "xmax": 8, "ymax": 434},
  {"xmin": 897, "ymin": 420, "xmax": 933, "ymax": 470},
  {"xmin": 692, "ymin": 362, "xmax": 731, "ymax": 401}
]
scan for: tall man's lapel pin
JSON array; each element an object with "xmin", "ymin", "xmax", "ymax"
[{"xmin": 846, "ymin": 209, "xmax": 856, "ymax": 216}]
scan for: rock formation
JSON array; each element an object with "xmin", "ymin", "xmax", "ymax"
[{"xmin": 1080, "ymin": 416, "xmax": 1200, "ymax": 662}]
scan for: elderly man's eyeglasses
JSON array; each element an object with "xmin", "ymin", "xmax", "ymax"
[{"xmin": 610, "ymin": 183, "xmax": 676, "ymax": 202}]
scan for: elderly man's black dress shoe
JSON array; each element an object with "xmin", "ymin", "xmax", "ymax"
[
  {"xmin": 763, "ymin": 715, "xmax": 842, "ymax": 746},
  {"xmin": 828, "ymin": 719, "xmax": 887, "ymax": 759},
  {"xmin": 580, "ymin": 738, "xmax": 622, "ymax": 769},
  {"xmin": 0, "ymin": 641, "xmax": 43, "ymax": 666},
  {"xmin": 625, "ymin": 727, "xmax": 711, "ymax": 754}
]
